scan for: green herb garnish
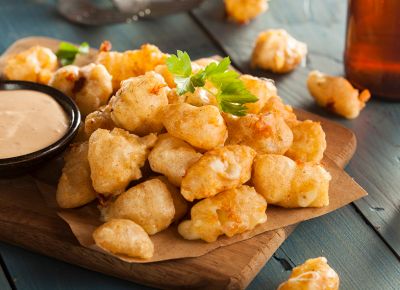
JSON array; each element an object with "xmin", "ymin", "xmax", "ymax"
[
  {"xmin": 166, "ymin": 51, "xmax": 258, "ymax": 116},
  {"xmin": 56, "ymin": 41, "xmax": 90, "ymax": 66}
]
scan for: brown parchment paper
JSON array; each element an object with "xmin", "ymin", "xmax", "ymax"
[{"xmin": 33, "ymin": 155, "xmax": 367, "ymax": 263}]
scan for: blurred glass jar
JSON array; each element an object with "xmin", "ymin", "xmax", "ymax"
[{"xmin": 344, "ymin": 0, "xmax": 400, "ymax": 100}]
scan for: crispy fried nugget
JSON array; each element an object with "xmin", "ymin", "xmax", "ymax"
[
  {"xmin": 253, "ymin": 154, "xmax": 331, "ymax": 208},
  {"xmin": 93, "ymin": 219, "xmax": 154, "ymax": 259},
  {"xmin": 96, "ymin": 43, "xmax": 167, "ymax": 90},
  {"xmin": 307, "ymin": 70, "xmax": 371, "ymax": 119},
  {"xmin": 84, "ymin": 103, "xmax": 115, "ymax": 136},
  {"xmin": 225, "ymin": 112, "xmax": 293, "ymax": 155},
  {"xmin": 260, "ymin": 96, "xmax": 297, "ymax": 126},
  {"xmin": 153, "ymin": 176, "xmax": 189, "ymax": 222},
  {"xmin": 224, "ymin": 0, "xmax": 268, "ymax": 24},
  {"xmin": 178, "ymin": 185, "xmax": 267, "ymax": 242},
  {"xmin": 181, "ymin": 145, "xmax": 256, "ymax": 201},
  {"xmin": 240, "ymin": 74, "xmax": 278, "ymax": 114},
  {"xmin": 49, "ymin": 63, "xmax": 113, "ymax": 116},
  {"xmin": 251, "ymin": 29, "xmax": 307, "ymax": 73},
  {"xmin": 148, "ymin": 134, "xmax": 202, "ymax": 187},
  {"xmin": 88, "ymin": 128, "xmax": 157, "ymax": 195},
  {"xmin": 278, "ymin": 257, "xmax": 339, "ymax": 290},
  {"xmin": 110, "ymin": 71, "xmax": 169, "ymax": 136},
  {"xmin": 102, "ymin": 179, "xmax": 175, "ymax": 235},
  {"xmin": 162, "ymin": 103, "xmax": 227, "ymax": 150},
  {"xmin": 285, "ymin": 120, "xmax": 327, "ymax": 163},
  {"xmin": 4, "ymin": 46, "xmax": 58, "ymax": 84},
  {"xmin": 56, "ymin": 142, "xmax": 97, "ymax": 208}
]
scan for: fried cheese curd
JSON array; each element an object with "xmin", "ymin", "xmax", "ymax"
[
  {"xmin": 102, "ymin": 178, "xmax": 175, "ymax": 235},
  {"xmin": 260, "ymin": 96, "xmax": 298, "ymax": 126},
  {"xmin": 251, "ymin": 29, "xmax": 307, "ymax": 73},
  {"xmin": 110, "ymin": 71, "xmax": 169, "ymax": 136},
  {"xmin": 96, "ymin": 43, "xmax": 167, "ymax": 90},
  {"xmin": 162, "ymin": 103, "xmax": 227, "ymax": 150},
  {"xmin": 148, "ymin": 134, "xmax": 202, "ymax": 187},
  {"xmin": 93, "ymin": 219, "xmax": 154, "ymax": 259},
  {"xmin": 278, "ymin": 257, "xmax": 339, "ymax": 290},
  {"xmin": 4, "ymin": 46, "xmax": 58, "ymax": 84},
  {"xmin": 88, "ymin": 128, "xmax": 157, "ymax": 195},
  {"xmin": 49, "ymin": 63, "xmax": 113, "ymax": 116},
  {"xmin": 240, "ymin": 74, "xmax": 278, "ymax": 114},
  {"xmin": 225, "ymin": 112, "xmax": 293, "ymax": 155},
  {"xmin": 224, "ymin": 0, "xmax": 269, "ymax": 24},
  {"xmin": 178, "ymin": 185, "xmax": 267, "ymax": 242},
  {"xmin": 285, "ymin": 120, "xmax": 327, "ymax": 163},
  {"xmin": 84, "ymin": 103, "xmax": 115, "ymax": 136},
  {"xmin": 56, "ymin": 142, "xmax": 97, "ymax": 208},
  {"xmin": 307, "ymin": 70, "xmax": 371, "ymax": 119},
  {"xmin": 155, "ymin": 62, "xmax": 203, "ymax": 89},
  {"xmin": 253, "ymin": 154, "xmax": 331, "ymax": 208},
  {"xmin": 181, "ymin": 145, "xmax": 256, "ymax": 201}
]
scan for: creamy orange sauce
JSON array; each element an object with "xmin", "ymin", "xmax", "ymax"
[{"xmin": 0, "ymin": 90, "xmax": 69, "ymax": 158}]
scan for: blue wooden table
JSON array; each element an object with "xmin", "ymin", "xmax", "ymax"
[{"xmin": 0, "ymin": 0, "xmax": 399, "ymax": 289}]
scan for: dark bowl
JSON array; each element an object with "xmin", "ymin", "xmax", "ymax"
[{"xmin": 0, "ymin": 80, "xmax": 81, "ymax": 177}]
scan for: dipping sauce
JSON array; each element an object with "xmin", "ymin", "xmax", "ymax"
[{"xmin": 0, "ymin": 90, "xmax": 69, "ymax": 158}]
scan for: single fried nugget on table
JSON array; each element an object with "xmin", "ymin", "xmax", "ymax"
[
  {"xmin": 148, "ymin": 134, "xmax": 202, "ymax": 187},
  {"xmin": 56, "ymin": 142, "xmax": 97, "ymax": 208},
  {"xmin": 253, "ymin": 154, "xmax": 331, "ymax": 208},
  {"xmin": 251, "ymin": 29, "xmax": 307, "ymax": 73},
  {"xmin": 49, "ymin": 63, "xmax": 113, "ymax": 116},
  {"xmin": 285, "ymin": 120, "xmax": 327, "ymax": 164},
  {"xmin": 162, "ymin": 103, "xmax": 227, "ymax": 150},
  {"xmin": 278, "ymin": 257, "xmax": 339, "ymax": 290},
  {"xmin": 181, "ymin": 145, "xmax": 256, "ymax": 202},
  {"xmin": 96, "ymin": 43, "xmax": 167, "ymax": 90},
  {"xmin": 4, "ymin": 45, "xmax": 58, "ymax": 84},
  {"xmin": 224, "ymin": 0, "xmax": 269, "ymax": 24},
  {"xmin": 88, "ymin": 128, "xmax": 157, "ymax": 196},
  {"xmin": 178, "ymin": 185, "xmax": 267, "ymax": 242},
  {"xmin": 93, "ymin": 219, "xmax": 154, "ymax": 259},
  {"xmin": 152, "ymin": 176, "xmax": 189, "ymax": 222},
  {"xmin": 307, "ymin": 70, "xmax": 371, "ymax": 119},
  {"xmin": 225, "ymin": 112, "xmax": 293, "ymax": 155},
  {"xmin": 102, "ymin": 179, "xmax": 175, "ymax": 235},
  {"xmin": 110, "ymin": 71, "xmax": 169, "ymax": 136},
  {"xmin": 84, "ymin": 103, "xmax": 115, "ymax": 137},
  {"xmin": 240, "ymin": 74, "xmax": 278, "ymax": 114}
]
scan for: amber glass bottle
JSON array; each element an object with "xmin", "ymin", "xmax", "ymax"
[{"xmin": 344, "ymin": 0, "xmax": 400, "ymax": 100}]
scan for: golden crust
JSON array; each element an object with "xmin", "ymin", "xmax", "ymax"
[
  {"xmin": 96, "ymin": 43, "xmax": 167, "ymax": 90},
  {"xmin": 285, "ymin": 120, "xmax": 326, "ymax": 163},
  {"xmin": 110, "ymin": 71, "xmax": 169, "ymax": 136},
  {"xmin": 148, "ymin": 134, "xmax": 202, "ymax": 187},
  {"xmin": 224, "ymin": 0, "xmax": 268, "ymax": 24},
  {"xmin": 162, "ymin": 103, "xmax": 227, "ymax": 150},
  {"xmin": 56, "ymin": 142, "xmax": 97, "ymax": 208},
  {"xmin": 251, "ymin": 29, "xmax": 307, "ymax": 73},
  {"xmin": 84, "ymin": 103, "xmax": 115, "ymax": 137},
  {"xmin": 93, "ymin": 219, "xmax": 154, "ymax": 259},
  {"xmin": 49, "ymin": 63, "xmax": 113, "ymax": 116},
  {"xmin": 102, "ymin": 179, "xmax": 175, "ymax": 235},
  {"xmin": 307, "ymin": 70, "xmax": 371, "ymax": 119},
  {"xmin": 278, "ymin": 257, "xmax": 339, "ymax": 290},
  {"xmin": 88, "ymin": 128, "xmax": 157, "ymax": 195},
  {"xmin": 253, "ymin": 154, "xmax": 331, "ymax": 208},
  {"xmin": 178, "ymin": 185, "xmax": 267, "ymax": 242},
  {"xmin": 225, "ymin": 112, "xmax": 293, "ymax": 155},
  {"xmin": 181, "ymin": 145, "xmax": 256, "ymax": 201},
  {"xmin": 4, "ymin": 45, "xmax": 58, "ymax": 84}
]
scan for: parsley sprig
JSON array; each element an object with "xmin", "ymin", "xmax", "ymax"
[
  {"xmin": 166, "ymin": 51, "xmax": 258, "ymax": 116},
  {"xmin": 56, "ymin": 41, "xmax": 90, "ymax": 66}
]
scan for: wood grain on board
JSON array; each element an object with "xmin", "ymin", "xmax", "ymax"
[
  {"xmin": 192, "ymin": 0, "xmax": 400, "ymax": 258},
  {"xmin": 0, "ymin": 37, "xmax": 359, "ymax": 290}
]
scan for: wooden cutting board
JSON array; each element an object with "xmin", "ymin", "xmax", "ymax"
[{"xmin": 0, "ymin": 37, "xmax": 357, "ymax": 290}]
